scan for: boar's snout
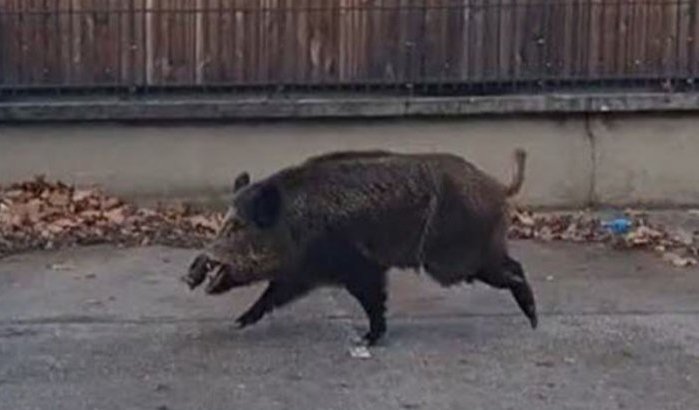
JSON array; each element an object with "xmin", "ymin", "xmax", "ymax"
[
  {"xmin": 182, "ymin": 253, "xmax": 247, "ymax": 295},
  {"xmin": 182, "ymin": 253, "xmax": 217, "ymax": 290},
  {"xmin": 204, "ymin": 264, "xmax": 246, "ymax": 295}
]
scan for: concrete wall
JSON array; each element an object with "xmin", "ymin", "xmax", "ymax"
[
  {"xmin": 591, "ymin": 115, "xmax": 699, "ymax": 207},
  {"xmin": 0, "ymin": 113, "xmax": 697, "ymax": 208}
]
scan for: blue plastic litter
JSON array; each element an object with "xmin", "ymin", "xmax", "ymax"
[{"xmin": 602, "ymin": 218, "xmax": 632, "ymax": 235}]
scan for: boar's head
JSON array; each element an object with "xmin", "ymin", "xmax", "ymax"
[{"xmin": 183, "ymin": 172, "xmax": 290, "ymax": 295}]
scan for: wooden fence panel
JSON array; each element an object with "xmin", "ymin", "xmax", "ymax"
[
  {"xmin": 0, "ymin": 0, "xmax": 697, "ymax": 90},
  {"xmin": 692, "ymin": 0, "xmax": 699, "ymax": 76},
  {"xmin": 0, "ymin": 0, "xmax": 18, "ymax": 85}
]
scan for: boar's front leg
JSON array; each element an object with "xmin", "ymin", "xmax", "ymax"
[
  {"xmin": 343, "ymin": 265, "xmax": 388, "ymax": 346},
  {"xmin": 236, "ymin": 280, "xmax": 314, "ymax": 328}
]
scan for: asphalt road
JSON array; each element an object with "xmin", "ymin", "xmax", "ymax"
[{"xmin": 1, "ymin": 241, "xmax": 698, "ymax": 410}]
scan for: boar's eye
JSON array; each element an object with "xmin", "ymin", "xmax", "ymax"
[
  {"xmin": 225, "ymin": 218, "xmax": 246, "ymax": 236},
  {"xmin": 231, "ymin": 218, "xmax": 246, "ymax": 230},
  {"xmin": 219, "ymin": 214, "xmax": 246, "ymax": 238}
]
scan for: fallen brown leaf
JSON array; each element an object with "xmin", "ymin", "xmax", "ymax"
[
  {"xmin": 187, "ymin": 215, "xmax": 220, "ymax": 232},
  {"xmin": 662, "ymin": 252, "xmax": 697, "ymax": 268},
  {"xmin": 104, "ymin": 207, "xmax": 127, "ymax": 224},
  {"xmin": 2, "ymin": 176, "xmax": 698, "ymax": 269},
  {"xmin": 1, "ymin": 176, "xmax": 219, "ymax": 256}
]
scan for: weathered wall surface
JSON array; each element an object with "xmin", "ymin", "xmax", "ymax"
[
  {"xmin": 0, "ymin": 113, "xmax": 697, "ymax": 208},
  {"xmin": 591, "ymin": 114, "xmax": 699, "ymax": 207}
]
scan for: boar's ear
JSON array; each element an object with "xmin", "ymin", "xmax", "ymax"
[
  {"xmin": 233, "ymin": 172, "xmax": 251, "ymax": 193},
  {"xmin": 250, "ymin": 184, "xmax": 281, "ymax": 228}
]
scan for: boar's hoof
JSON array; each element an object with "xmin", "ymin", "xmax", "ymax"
[
  {"xmin": 362, "ymin": 321, "xmax": 386, "ymax": 346},
  {"xmin": 182, "ymin": 253, "xmax": 217, "ymax": 290},
  {"xmin": 525, "ymin": 304, "xmax": 538, "ymax": 329},
  {"xmin": 235, "ymin": 308, "xmax": 264, "ymax": 329},
  {"xmin": 508, "ymin": 280, "xmax": 538, "ymax": 329},
  {"xmin": 363, "ymin": 331, "xmax": 384, "ymax": 346}
]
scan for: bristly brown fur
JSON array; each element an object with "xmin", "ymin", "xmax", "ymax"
[{"xmin": 184, "ymin": 149, "xmax": 538, "ymax": 345}]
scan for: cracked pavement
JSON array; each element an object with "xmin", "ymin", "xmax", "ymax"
[{"xmin": 1, "ymin": 241, "xmax": 698, "ymax": 410}]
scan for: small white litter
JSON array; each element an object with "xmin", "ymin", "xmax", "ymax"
[{"xmin": 349, "ymin": 345, "xmax": 372, "ymax": 359}]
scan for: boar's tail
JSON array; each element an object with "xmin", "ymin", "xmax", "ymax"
[{"xmin": 505, "ymin": 148, "xmax": 527, "ymax": 197}]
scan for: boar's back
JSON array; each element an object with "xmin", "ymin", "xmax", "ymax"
[{"xmin": 250, "ymin": 151, "xmax": 508, "ymax": 269}]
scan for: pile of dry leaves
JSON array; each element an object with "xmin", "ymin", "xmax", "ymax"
[
  {"xmin": 0, "ymin": 176, "xmax": 222, "ymax": 257},
  {"xmin": 1, "ymin": 176, "xmax": 698, "ymax": 268},
  {"xmin": 509, "ymin": 208, "xmax": 699, "ymax": 267}
]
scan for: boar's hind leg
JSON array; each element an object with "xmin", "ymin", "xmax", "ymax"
[
  {"xmin": 236, "ymin": 280, "xmax": 313, "ymax": 329},
  {"xmin": 343, "ymin": 265, "xmax": 388, "ymax": 346},
  {"xmin": 476, "ymin": 256, "xmax": 538, "ymax": 329}
]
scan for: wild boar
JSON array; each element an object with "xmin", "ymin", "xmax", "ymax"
[{"xmin": 182, "ymin": 149, "xmax": 536, "ymax": 345}]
